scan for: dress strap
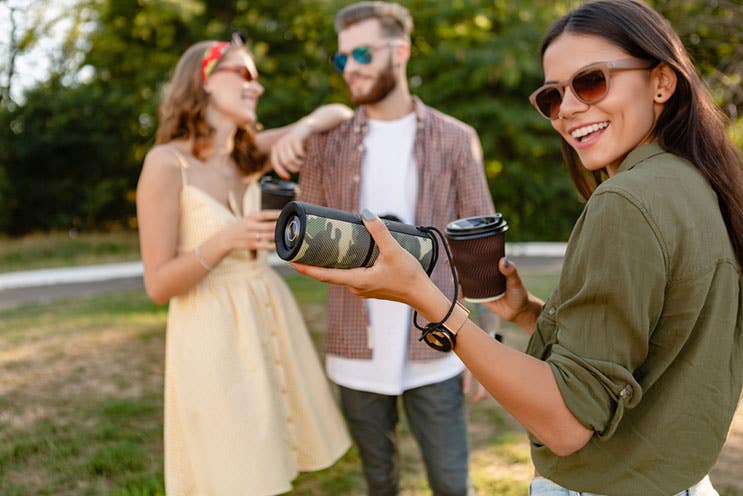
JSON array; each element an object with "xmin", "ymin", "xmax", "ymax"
[{"xmin": 168, "ymin": 146, "xmax": 190, "ymax": 187}]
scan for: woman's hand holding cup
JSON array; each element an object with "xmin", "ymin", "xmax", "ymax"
[
  {"xmin": 221, "ymin": 209, "xmax": 280, "ymax": 252},
  {"xmin": 482, "ymin": 258, "xmax": 544, "ymax": 334},
  {"xmin": 247, "ymin": 209, "xmax": 281, "ymax": 250}
]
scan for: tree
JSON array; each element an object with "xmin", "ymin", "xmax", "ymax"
[
  {"xmin": 1, "ymin": 0, "xmax": 740, "ymax": 239},
  {"xmin": 654, "ymin": 0, "xmax": 743, "ymax": 150},
  {"xmin": 235, "ymin": 0, "xmax": 582, "ymax": 240}
]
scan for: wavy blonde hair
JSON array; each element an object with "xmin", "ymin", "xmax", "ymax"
[{"xmin": 155, "ymin": 41, "xmax": 264, "ymax": 175}]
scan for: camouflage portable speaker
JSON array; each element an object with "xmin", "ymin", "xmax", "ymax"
[{"xmin": 275, "ymin": 201, "xmax": 438, "ymax": 273}]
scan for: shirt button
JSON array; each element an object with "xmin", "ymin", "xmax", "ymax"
[
  {"xmin": 353, "ymin": 175, "xmax": 360, "ymax": 183},
  {"xmin": 547, "ymin": 307, "xmax": 556, "ymax": 315},
  {"xmin": 619, "ymin": 385, "xmax": 632, "ymax": 399}
]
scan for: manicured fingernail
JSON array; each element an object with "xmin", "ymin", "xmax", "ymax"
[
  {"xmin": 361, "ymin": 209, "xmax": 375, "ymax": 221},
  {"xmin": 503, "ymin": 257, "xmax": 510, "ymax": 268}
]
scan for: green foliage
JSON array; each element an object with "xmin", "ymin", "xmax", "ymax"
[
  {"xmin": 5, "ymin": 77, "xmax": 135, "ymax": 232},
  {"xmin": 400, "ymin": 0, "xmax": 582, "ymax": 239},
  {"xmin": 0, "ymin": 162, "xmax": 11, "ymax": 233},
  {"xmin": 237, "ymin": 0, "xmax": 582, "ymax": 239},
  {"xmin": 653, "ymin": 0, "xmax": 743, "ymax": 118},
  {"xmin": 0, "ymin": 108, "xmax": 16, "ymax": 232},
  {"xmin": 0, "ymin": 0, "xmax": 740, "ymax": 239}
]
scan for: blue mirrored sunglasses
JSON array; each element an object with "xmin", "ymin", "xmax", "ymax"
[
  {"xmin": 331, "ymin": 41, "xmax": 402, "ymax": 73},
  {"xmin": 332, "ymin": 46, "xmax": 373, "ymax": 73}
]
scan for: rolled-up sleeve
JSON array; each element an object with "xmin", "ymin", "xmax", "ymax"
[{"xmin": 548, "ymin": 188, "xmax": 667, "ymax": 439}]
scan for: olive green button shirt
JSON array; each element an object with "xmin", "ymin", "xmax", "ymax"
[{"xmin": 526, "ymin": 143, "xmax": 743, "ymax": 495}]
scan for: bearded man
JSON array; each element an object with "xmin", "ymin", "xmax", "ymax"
[{"xmin": 297, "ymin": 3, "xmax": 494, "ymax": 494}]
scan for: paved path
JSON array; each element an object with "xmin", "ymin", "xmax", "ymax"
[{"xmin": 0, "ymin": 243, "xmax": 566, "ymax": 310}]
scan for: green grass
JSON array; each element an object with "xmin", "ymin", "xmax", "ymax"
[
  {"xmin": 2, "ymin": 262, "xmax": 741, "ymax": 495},
  {"xmin": 0, "ymin": 272, "xmax": 554, "ymax": 495},
  {"xmin": 0, "ymin": 230, "xmax": 140, "ymax": 272},
  {"xmin": 0, "ymin": 288, "xmax": 166, "ymax": 496}
]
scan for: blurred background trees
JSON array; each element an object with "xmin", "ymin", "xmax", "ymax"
[{"xmin": 0, "ymin": 0, "xmax": 740, "ymax": 240}]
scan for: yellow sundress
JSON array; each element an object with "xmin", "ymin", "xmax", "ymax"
[{"xmin": 164, "ymin": 152, "xmax": 350, "ymax": 495}]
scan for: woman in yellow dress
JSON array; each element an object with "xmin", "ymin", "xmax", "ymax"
[{"xmin": 136, "ymin": 35, "xmax": 351, "ymax": 495}]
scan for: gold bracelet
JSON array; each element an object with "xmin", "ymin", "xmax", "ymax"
[
  {"xmin": 194, "ymin": 244, "xmax": 214, "ymax": 271},
  {"xmin": 442, "ymin": 301, "xmax": 470, "ymax": 336}
]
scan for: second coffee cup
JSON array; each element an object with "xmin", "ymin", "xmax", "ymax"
[
  {"xmin": 445, "ymin": 214, "xmax": 509, "ymax": 303},
  {"xmin": 260, "ymin": 176, "xmax": 299, "ymax": 211}
]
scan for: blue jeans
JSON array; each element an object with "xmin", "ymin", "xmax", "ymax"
[
  {"xmin": 528, "ymin": 475, "xmax": 719, "ymax": 496},
  {"xmin": 338, "ymin": 374, "xmax": 469, "ymax": 496}
]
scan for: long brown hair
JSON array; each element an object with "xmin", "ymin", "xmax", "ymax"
[
  {"xmin": 541, "ymin": 0, "xmax": 743, "ymax": 265},
  {"xmin": 155, "ymin": 41, "xmax": 263, "ymax": 175}
]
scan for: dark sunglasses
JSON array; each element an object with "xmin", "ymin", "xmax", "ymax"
[
  {"xmin": 331, "ymin": 41, "xmax": 401, "ymax": 73},
  {"xmin": 211, "ymin": 65, "xmax": 257, "ymax": 83},
  {"xmin": 529, "ymin": 59, "xmax": 654, "ymax": 120}
]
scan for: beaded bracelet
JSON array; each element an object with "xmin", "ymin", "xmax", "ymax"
[{"xmin": 194, "ymin": 244, "xmax": 215, "ymax": 271}]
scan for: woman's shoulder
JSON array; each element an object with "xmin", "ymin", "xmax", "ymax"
[
  {"xmin": 139, "ymin": 142, "xmax": 189, "ymax": 188},
  {"xmin": 144, "ymin": 142, "xmax": 191, "ymax": 171},
  {"xmin": 598, "ymin": 149, "xmax": 706, "ymax": 201},
  {"xmin": 591, "ymin": 149, "xmax": 727, "ymax": 260},
  {"xmin": 627, "ymin": 148, "xmax": 696, "ymax": 179}
]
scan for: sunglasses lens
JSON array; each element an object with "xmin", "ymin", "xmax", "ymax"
[
  {"xmin": 536, "ymin": 87, "xmax": 562, "ymax": 120},
  {"xmin": 241, "ymin": 67, "xmax": 254, "ymax": 82},
  {"xmin": 332, "ymin": 53, "xmax": 347, "ymax": 72},
  {"xmin": 351, "ymin": 46, "xmax": 372, "ymax": 64},
  {"xmin": 573, "ymin": 69, "xmax": 607, "ymax": 103}
]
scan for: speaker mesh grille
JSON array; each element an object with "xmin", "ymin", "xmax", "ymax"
[
  {"xmin": 364, "ymin": 231, "xmax": 434, "ymax": 270},
  {"xmin": 289, "ymin": 214, "xmax": 436, "ymax": 270},
  {"xmin": 292, "ymin": 214, "xmax": 372, "ymax": 268}
]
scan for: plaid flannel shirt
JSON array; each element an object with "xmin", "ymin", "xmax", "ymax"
[{"xmin": 299, "ymin": 96, "xmax": 495, "ymax": 360}]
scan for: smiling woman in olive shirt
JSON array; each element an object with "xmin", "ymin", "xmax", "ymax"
[{"xmin": 293, "ymin": 0, "xmax": 743, "ymax": 495}]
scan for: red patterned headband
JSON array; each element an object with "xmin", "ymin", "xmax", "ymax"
[{"xmin": 200, "ymin": 42, "xmax": 230, "ymax": 83}]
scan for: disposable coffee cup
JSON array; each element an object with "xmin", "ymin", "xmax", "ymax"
[
  {"xmin": 260, "ymin": 176, "xmax": 299, "ymax": 210},
  {"xmin": 445, "ymin": 214, "xmax": 509, "ymax": 303}
]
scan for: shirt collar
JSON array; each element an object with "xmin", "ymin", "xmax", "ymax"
[
  {"xmin": 351, "ymin": 95, "xmax": 428, "ymax": 135},
  {"xmin": 614, "ymin": 141, "xmax": 667, "ymax": 175}
]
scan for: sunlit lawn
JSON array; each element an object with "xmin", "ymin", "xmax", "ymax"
[
  {"xmin": 0, "ymin": 267, "xmax": 564, "ymax": 496},
  {"xmin": 1, "ymin": 244, "xmax": 741, "ymax": 495},
  {"xmin": 0, "ymin": 231, "xmax": 141, "ymax": 273}
]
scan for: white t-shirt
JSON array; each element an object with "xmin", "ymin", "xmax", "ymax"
[{"xmin": 325, "ymin": 112, "xmax": 464, "ymax": 395}]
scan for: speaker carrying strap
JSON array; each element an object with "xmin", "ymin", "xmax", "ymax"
[{"xmin": 413, "ymin": 226, "xmax": 461, "ymax": 352}]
